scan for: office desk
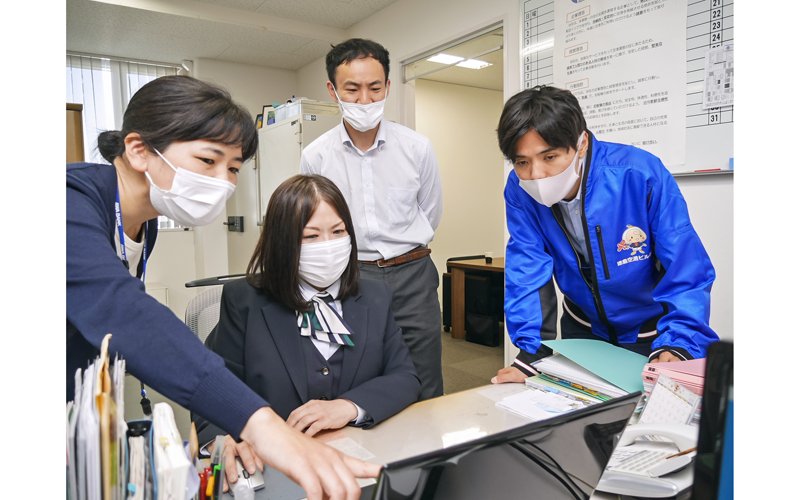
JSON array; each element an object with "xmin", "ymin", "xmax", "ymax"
[
  {"xmin": 253, "ymin": 383, "xmax": 619, "ymax": 499},
  {"xmin": 448, "ymin": 258, "xmax": 505, "ymax": 339}
]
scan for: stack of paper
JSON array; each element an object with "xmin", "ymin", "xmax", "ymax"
[
  {"xmin": 641, "ymin": 358, "xmax": 706, "ymax": 396},
  {"xmin": 533, "ymin": 354, "xmax": 628, "ymax": 400},
  {"xmin": 526, "ymin": 374, "xmax": 603, "ymax": 405},
  {"xmin": 495, "ymin": 386, "xmax": 590, "ymax": 421}
]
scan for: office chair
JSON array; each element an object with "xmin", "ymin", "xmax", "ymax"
[{"xmin": 184, "ymin": 274, "xmax": 244, "ymax": 344}]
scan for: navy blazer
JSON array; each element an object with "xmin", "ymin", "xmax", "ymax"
[{"xmin": 193, "ymin": 278, "xmax": 422, "ymax": 445}]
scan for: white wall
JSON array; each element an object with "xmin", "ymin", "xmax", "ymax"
[
  {"xmin": 145, "ymin": 229, "xmax": 199, "ymax": 320},
  {"xmin": 674, "ymin": 174, "xmax": 733, "ymax": 340},
  {"xmin": 415, "ymin": 79, "xmax": 506, "ymax": 304},
  {"xmin": 193, "ymin": 58, "xmax": 298, "ymax": 274}
]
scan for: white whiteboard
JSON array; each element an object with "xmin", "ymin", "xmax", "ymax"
[{"xmin": 520, "ymin": 0, "xmax": 734, "ymax": 174}]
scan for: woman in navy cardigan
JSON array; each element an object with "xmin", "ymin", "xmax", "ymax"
[
  {"xmin": 193, "ymin": 174, "xmax": 421, "ymax": 490},
  {"xmin": 67, "ymin": 76, "xmax": 378, "ymax": 498}
]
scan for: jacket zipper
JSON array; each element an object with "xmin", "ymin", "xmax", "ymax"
[
  {"xmin": 577, "ymin": 134, "xmax": 618, "ymax": 345},
  {"xmin": 595, "ymin": 226, "xmax": 611, "ymax": 280},
  {"xmin": 551, "ymin": 208, "xmax": 593, "ymax": 292}
]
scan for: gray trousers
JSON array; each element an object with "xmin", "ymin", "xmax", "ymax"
[{"xmin": 358, "ymin": 255, "xmax": 444, "ymax": 400}]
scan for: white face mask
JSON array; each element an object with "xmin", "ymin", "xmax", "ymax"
[
  {"xmin": 333, "ymin": 86, "xmax": 387, "ymax": 132},
  {"xmin": 298, "ymin": 236, "xmax": 352, "ymax": 289},
  {"xmin": 146, "ymin": 149, "xmax": 236, "ymax": 227},
  {"xmin": 518, "ymin": 133, "xmax": 585, "ymax": 207}
]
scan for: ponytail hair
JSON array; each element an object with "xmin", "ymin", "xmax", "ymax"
[
  {"xmin": 96, "ymin": 75, "xmax": 257, "ymax": 164},
  {"xmin": 97, "ymin": 130, "xmax": 126, "ymax": 164}
]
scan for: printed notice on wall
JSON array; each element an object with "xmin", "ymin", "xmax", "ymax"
[
  {"xmin": 702, "ymin": 45, "xmax": 733, "ymax": 109},
  {"xmin": 553, "ymin": 0, "xmax": 688, "ymax": 166}
]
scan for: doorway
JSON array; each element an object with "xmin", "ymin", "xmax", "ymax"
[{"xmin": 404, "ymin": 25, "xmax": 507, "ymax": 393}]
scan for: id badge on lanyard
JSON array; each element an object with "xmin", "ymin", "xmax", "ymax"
[{"xmin": 115, "ymin": 187, "xmax": 148, "ymax": 282}]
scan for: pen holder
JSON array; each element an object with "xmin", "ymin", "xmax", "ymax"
[{"xmin": 485, "ymin": 252, "xmax": 493, "ymax": 264}]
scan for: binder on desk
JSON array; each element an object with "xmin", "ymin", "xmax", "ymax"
[{"xmin": 543, "ymin": 339, "xmax": 649, "ymax": 394}]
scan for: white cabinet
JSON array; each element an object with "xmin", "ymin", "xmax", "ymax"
[{"xmin": 256, "ymin": 100, "xmax": 341, "ymax": 221}]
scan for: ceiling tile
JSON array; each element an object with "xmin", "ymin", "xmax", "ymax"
[
  {"xmin": 191, "ymin": 0, "xmax": 267, "ymax": 11},
  {"xmin": 67, "ymin": 0, "xmax": 183, "ymax": 35},
  {"xmin": 144, "ymin": 37, "xmax": 232, "ymax": 63},
  {"xmin": 67, "ymin": 20, "xmax": 162, "ymax": 60},
  {"xmin": 170, "ymin": 17, "xmax": 312, "ymax": 53},
  {"xmin": 216, "ymin": 45, "xmax": 317, "ymax": 70},
  {"xmin": 67, "ymin": 19, "xmax": 230, "ymax": 63},
  {"xmin": 253, "ymin": 0, "xmax": 400, "ymax": 30},
  {"xmin": 291, "ymin": 39, "xmax": 334, "ymax": 60},
  {"xmin": 66, "ymin": 0, "xmax": 402, "ymax": 70}
]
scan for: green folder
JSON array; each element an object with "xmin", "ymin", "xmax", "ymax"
[{"xmin": 542, "ymin": 339, "xmax": 648, "ymax": 394}]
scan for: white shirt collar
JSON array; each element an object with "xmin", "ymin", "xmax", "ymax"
[
  {"xmin": 338, "ymin": 118, "xmax": 387, "ymax": 153},
  {"xmin": 299, "ymin": 278, "xmax": 341, "ymax": 302}
]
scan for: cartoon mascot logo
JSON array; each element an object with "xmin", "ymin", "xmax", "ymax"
[{"xmin": 617, "ymin": 225, "xmax": 647, "ymax": 255}]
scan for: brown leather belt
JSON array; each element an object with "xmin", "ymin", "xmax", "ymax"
[{"xmin": 360, "ymin": 246, "xmax": 431, "ymax": 267}]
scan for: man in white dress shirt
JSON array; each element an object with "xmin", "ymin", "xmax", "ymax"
[{"xmin": 300, "ymin": 38, "xmax": 445, "ymax": 400}]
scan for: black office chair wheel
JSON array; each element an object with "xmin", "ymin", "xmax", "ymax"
[{"xmin": 443, "ymin": 326, "xmax": 450, "ymax": 332}]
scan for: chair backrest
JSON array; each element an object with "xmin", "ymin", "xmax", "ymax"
[{"xmin": 185, "ymin": 286, "xmax": 224, "ymax": 344}]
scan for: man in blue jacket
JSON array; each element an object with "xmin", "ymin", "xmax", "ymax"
[{"xmin": 492, "ymin": 86, "xmax": 719, "ymax": 384}]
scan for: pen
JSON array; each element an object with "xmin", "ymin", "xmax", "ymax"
[
  {"xmin": 213, "ymin": 464, "xmax": 222, "ymax": 499},
  {"xmin": 665, "ymin": 447, "xmax": 697, "ymax": 460},
  {"xmin": 694, "ymin": 169, "xmax": 721, "ymax": 172},
  {"xmin": 206, "ymin": 476, "xmax": 215, "ymax": 499},
  {"xmin": 199, "ymin": 473, "xmax": 207, "ymax": 500}
]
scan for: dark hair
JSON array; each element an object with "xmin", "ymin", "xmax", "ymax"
[
  {"xmin": 496, "ymin": 85, "xmax": 587, "ymax": 163},
  {"xmin": 326, "ymin": 38, "xmax": 390, "ymax": 88},
  {"xmin": 246, "ymin": 174, "xmax": 359, "ymax": 311},
  {"xmin": 96, "ymin": 75, "xmax": 257, "ymax": 164}
]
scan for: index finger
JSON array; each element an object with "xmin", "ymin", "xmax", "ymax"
[
  {"xmin": 287, "ymin": 405, "xmax": 310, "ymax": 428},
  {"xmin": 224, "ymin": 444, "xmax": 239, "ymax": 485},
  {"xmin": 236, "ymin": 442, "xmax": 258, "ymax": 474},
  {"xmin": 340, "ymin": 453, "xmax": 382, "ymax": 478},
  {"xmin": 312, "ymin": 458, "xmax": 360, "ymax": 500}
]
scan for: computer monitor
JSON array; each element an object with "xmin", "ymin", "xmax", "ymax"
[
  {"xmin": 691, "ymin": 340, "xmax": 733, "ymax": 500},
  {"xmin": 371, "ymin": 391, "xmax": 642, "ymax": 500}
]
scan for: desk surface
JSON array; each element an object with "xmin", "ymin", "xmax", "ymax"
[
  {"xmin": 447, "ymin": 257, "xmax": 505, "ymax": 272},
  {"xmin": 256, "ymin": 383, "xmax": 618, "ymax": 500}
]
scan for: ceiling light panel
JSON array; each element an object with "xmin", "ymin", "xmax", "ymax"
[
  {"xmin": 427, "ymin": 53, "xmax": 464, "ymax": 65},
  {"xmin": 456, "ymin": 59, "xmax": 492, "ymax": 70}
]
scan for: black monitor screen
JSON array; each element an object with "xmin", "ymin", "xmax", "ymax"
[
  {"xmin": 692, "ymin": 341, "xmax": 733, "ymax": 500},
  {"xmin": 372, "ymin": 392, "xmax": 641, "ymax": 500}
]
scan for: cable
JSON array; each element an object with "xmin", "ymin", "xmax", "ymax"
[
  {"xmin": 509, "ymin": 442, "xmax": 586, "ymax": 500},
  {"xmin": 524, "ymin": 440, "xmax": 586, "ymax": 497}
]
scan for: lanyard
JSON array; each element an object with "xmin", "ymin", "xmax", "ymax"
[{"xmin": 115, "ymin": 187, "xmax": 148, "ymax": 282}]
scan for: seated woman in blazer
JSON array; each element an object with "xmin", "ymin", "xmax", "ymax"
[{"xmin": 193, "ymin": 174, "xmax": 421, "ymax": 486}]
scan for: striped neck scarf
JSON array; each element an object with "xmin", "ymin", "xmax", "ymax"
[{"xmin": 296, "ymin": 292, "xmax": 355, "ymax": 346}]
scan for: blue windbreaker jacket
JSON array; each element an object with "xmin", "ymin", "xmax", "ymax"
[{"xmin": 505, "ymin": 133, "xmax": 719, "ymax": 367}]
